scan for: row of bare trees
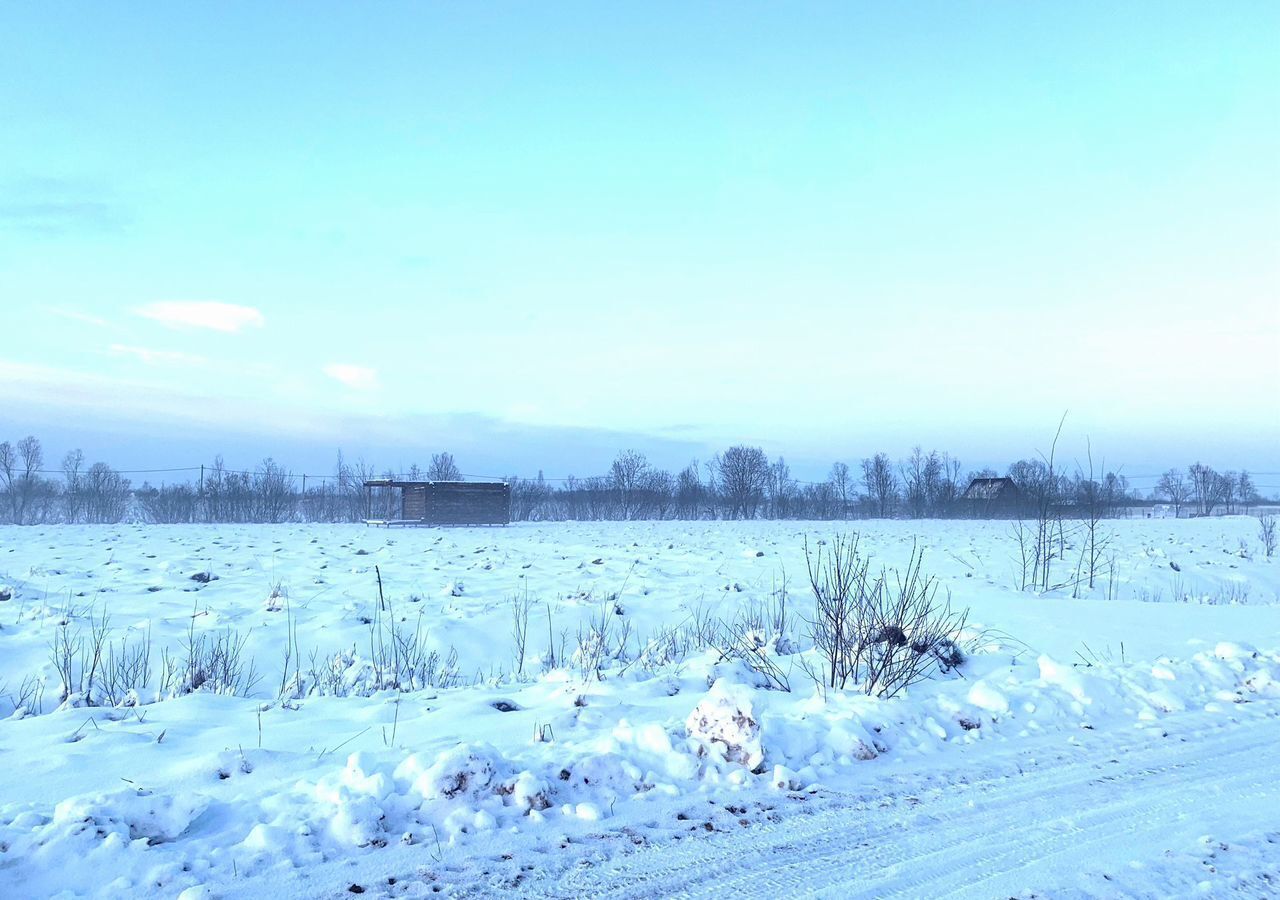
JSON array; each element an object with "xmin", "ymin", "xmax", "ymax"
[
  {"xmin": 1156, "ymin": 465, "xmax": 1261, "ymax": 518},
  {"xmin": 0, "ymin": 439, "xmax": 131, "ymax": 525},
  {"xmin": 505, "ymin": 446, "xmax": 1147, "ymax": 523},
  {"xmin": 0, "ymin": 433, "xmax": 1269, "ymax": 525}
]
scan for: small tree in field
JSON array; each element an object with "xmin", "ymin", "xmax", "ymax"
[
  {"xmin": 0, "ymin": 435, "xmax": 45, "ymax": 525},
  {"xmin": 1259, "ymin": 516, "xmax": 1277, "ymax": 559},
  {"xmin": 1188, "ymin": 463, "xmax": 1227, "ymax": 517},
  {"xmin": 83, "ymin": 462, "xmax": 131, "ymax": 523},
  {"xmin": 1010, "ymin": 414, "xmax": 1068, "ymax": 592},
  {"xmin": 828, "ymin": 462, "xmax": 852, "ymax": 518},
  {"xmin": 609, "ymin": 449, "xmax": 649, "ymax": 520},
  {"xmin": 675, "ymin": 461, "xmax": 707, "ymax": 519},
  {"xmin": 62, "ymin": 449, "xmax": 85, "ymax": 523},
  {"xmin": 427, "ymin": 452, "xmax": 461, "ymax": 482},
  {"xmin": 1156, "ymin": 469, "xmax": 1189, "ymax": 518},
  {"xmin": 1072, "ymin": 440, "xmax": 1111, "ymax": 594},
  {"xmin": 1238, "ymin": 471, "xmax": 1259, "ymax": 513},
  {"xmin": 715, "ymin": 446, "xmax": 770, "ymax": 520},
  {"xmin": 252, "ymin": 458, "xmax": 295, "ymax": 523},
  {"xmin": 861, "ymin": 453, "xmax": 897, "ymax": 517}
]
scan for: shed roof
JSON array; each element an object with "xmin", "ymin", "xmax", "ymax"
[
  {"xmin": 363, "ymin": 479, "xmax": 507, "ymax": 489},
  {"xmin": 962, "ymin": 477, "xmax": 1019, "ymax": 501}
]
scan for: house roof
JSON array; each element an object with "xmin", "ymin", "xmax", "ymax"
[{"xmin": 962, "ymin": 477, "xmax": 1018, "ymax": 501}]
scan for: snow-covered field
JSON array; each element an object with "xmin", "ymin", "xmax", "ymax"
[{"xmin": 2, "ymin": 518, "xmax": 1279, "ymax": 898}]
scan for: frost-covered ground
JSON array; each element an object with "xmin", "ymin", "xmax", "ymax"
[{"xmin": 1, "ymin": 518, "xmax": 1279, "ymax": 898}]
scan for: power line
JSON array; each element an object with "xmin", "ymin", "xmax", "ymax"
[{"xmin": 34, "ymin": 466, "xmax": 201, "ymax": 476}]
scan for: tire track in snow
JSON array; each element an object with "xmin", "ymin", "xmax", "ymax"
[{"xmin": 529, "ymin": 711, "xmax": 1280, "ymax": 899}]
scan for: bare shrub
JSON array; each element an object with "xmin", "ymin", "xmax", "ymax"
[
  {"xmin": 802, "ymin": 535, "xmax": 967, "ymax": 699},
  {"xmin": 49, "ymin": 606, "xmax": 110, "ymax": 704},
  {"xmin": 99, "ymin": 628, "xmax": 153, "ymax": 707},
  {"xmin": 711, "ymin": 575, "xmax": 795, "ymax": 691},
  {"xmin": 510, "ymin": 589, "xmax": 532, "ymax": 679},
  {"xmin": 162, "ymin": 625, "xmax": 260, "ymax": 697},
  {"xmin": 3, "ymin": 675, "xmax": 45, "ymax": 718},
  {"xmin": 1260, "ymin": 516, "xmax": 1277, "ymax": 559},
  {"xmin": 45, "ymin": 606, "xmax": 239, "ymax": 709},
  {"xmin": 288, "ymin": 571, "xmax": 465, "ymax": 698},
  {"xmin": 715, "ymin": 624, "xmax": 791, "ymax": 692},
  {"xmin": 136, "ymin": 482, "xmax": 199, "ymax": 523},
  {"xmin": 367, "ymin": 586, "xmax": 458, "ymax": 692},
  {"xmin": 574, "ymin": 599, "xmax": 618, "ymax": 681}
]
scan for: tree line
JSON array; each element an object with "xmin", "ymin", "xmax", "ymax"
[{"xmin": 0, "ymin": 434, "xmax": 1268, "ymax": 525}]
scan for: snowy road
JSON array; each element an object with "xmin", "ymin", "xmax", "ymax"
[{"xmin": 529, "ymin": 711, "xmax": 1280, "ymax": 899}]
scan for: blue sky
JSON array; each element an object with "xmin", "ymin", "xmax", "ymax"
[{"xmin": 1, "ymin": 2, "xmax": 1277, "ymax": 483}]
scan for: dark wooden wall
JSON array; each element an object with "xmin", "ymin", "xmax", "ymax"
[
  {"xmin": 402, "ymin": 486, "xmax": 428, "ymax": 520},
  {"xmin": 399, "ymin": 483, "xmax": 510, "ymax": 525}
]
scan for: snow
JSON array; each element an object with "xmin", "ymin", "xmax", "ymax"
[{"xmin": 1, "ymin": 517, "xmax": 1278, "ymax": 897}]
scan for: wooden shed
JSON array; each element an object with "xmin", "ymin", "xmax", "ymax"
[
  {"xmin": 961, "ymin": 476, "xmax": 1021, "ymax": 517},
  {"xmin": 363, "ymin": 480, "xmax": 511, "ymax": 526}
]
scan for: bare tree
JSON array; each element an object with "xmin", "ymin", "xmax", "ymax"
[
  {"xmin": 82, "ymin": 462, "xmax": 131, "ymax": 524},
  {"xmin": 1101, "ymin": 471, "xmax": 1128, "ymax": 518},
  {"xmin": 427, "ymin": 452, "xmax": 461, "ymax": 482},
  {"xmin": 675, "ymin": 461, "xmax": 707, "ymax": 520},
  {"xmin": 508, "ymin": 471, "xmax": 552, "ymax": 521},
  {"xmin": 62, "ymin": 449, "xmax": 85, "ymax": 523},
  {"xmin": 861, "ymin": 452, "xmax": 897, "ymax": 518},
  {"xmin": 828, "ymin": 462, "xmax": 852, "ymax": 518},
  {"xmin": 1220, "ymin": 471, "xmax": 1240, "ymax": 515},
  {"xmin": 1260, "ymin": 516, "xmax": 1277, "ymax": 559},
  {"xmin": 937, "ymin": 453, "xmax": 964, "ymax": 516},
  {"xmin": 900, "ymin": 447, "xmax": 927, "ymax": 518},
  {"xmin": 136, "ymin": 482, "xmax": 198, "ymax": 523},
  {"xmin": 1032, "ymin": 416, "xmax": 1068, "ymax": 592},
  {"xmin": 1237, "ymin": 471, "xmax": 1258, "ymax": 514},
  {"xmin": 609, "ymin": 449, "xmax": 649, "ymax": 520},
  {"xmin": 766, "ymin": 456, "xmax": 797, "ymax": 519},
  {"xmin": 253, "ymin": 458, "xmax": 295, "ymax": 523},
  {"xmin": 1011, "ymin": 414, "xmax": 1068, "ymax": 592},
  {"xmin": 1156, "ymin": 468, "xmax": 1189, "ymax": 518},
  {"xmin": 641, "ymin": 469, "xmax": 676, "ymax": 520},
  {"xmin": 1189, "ymin": 462, "xmax": 1225, "ymax": 516},
  {"xmin": 806, "ymin": 481, "xmax": 837, "ymax": 519},
  {"xmin": 1072, "ymin": 441, "xmax": 1111, "ymax": 594},
  {"xmin": 715, "ymin": 446, "xmax": 770, "ymax": 520},
  {"xmin": 0, "ymin": 441, "xmax": 13, "ymax": 523},
  {"xmin": 0, "ymin": 435, "xmax": 45, "ymax": 525}
]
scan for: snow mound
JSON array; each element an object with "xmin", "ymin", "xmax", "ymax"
[{"xmin": 686, "ymin": 678, "xmax": 765, "ymax": 772}]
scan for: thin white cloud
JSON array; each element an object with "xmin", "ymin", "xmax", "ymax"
[
  {"xmin": 50, "ymin": 308, "xmax": 110, "ymax": 328},
  {"xmin": 0, "ymin": 359, "xmax": 341, "ymax": 441},
  {"xmin": 323, "ymin": 363, "xmax": 379, "ymax": 390},
  {"xmin": 109, "ymin": 343, "xmax": 206, "ymax": 367},
  {"xmin": 134, "ymin": 301, "xmax": 264, "ymax": 333}
]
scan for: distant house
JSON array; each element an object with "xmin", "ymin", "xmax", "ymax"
[
  {"xmin": 961, "ymin": 477, "xmax": 1020, "ymax": 517},
  {"xmin": 363, "ymin": 480, "xmax": 511, "ymax": 526}
]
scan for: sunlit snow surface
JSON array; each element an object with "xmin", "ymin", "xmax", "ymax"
[{"xmin": 1, "ymin": 518, "xmax": 1278, "ymax": 898}]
